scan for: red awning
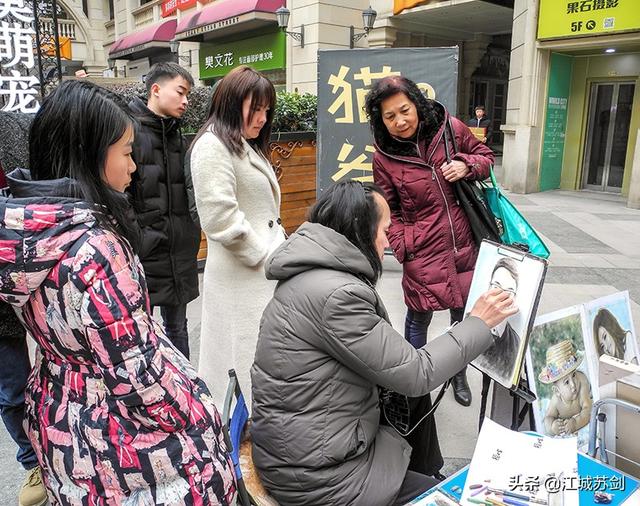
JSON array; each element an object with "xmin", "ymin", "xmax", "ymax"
[
  {"xmin": 109, "ymin": 19, "xmax": 177, "ymax": 59},
  {"xmin": 175, "ymin": 0, "xmax": 284, "ymax": 41}
]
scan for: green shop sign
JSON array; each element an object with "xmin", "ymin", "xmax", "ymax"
[
  {"xmin": 199, "ymin": 31, "xmax": 286, "ymax": 79},
  {"xmin": 540, "ymin": 53, "xmax": 573, "ymax": 192}
]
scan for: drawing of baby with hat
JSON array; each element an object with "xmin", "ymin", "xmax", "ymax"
[{"xmin": 539, "ymin": 339, "xmax": 593, "ymax": 436}]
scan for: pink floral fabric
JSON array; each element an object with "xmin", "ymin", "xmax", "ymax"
[{"xmin": 0, "ymin": 199, "xmax": 237, "ymax": 505}]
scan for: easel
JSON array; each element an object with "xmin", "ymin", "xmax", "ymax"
[{"xmin": 478, "ymin": 371, "xmax": 536, "ymax": 432}]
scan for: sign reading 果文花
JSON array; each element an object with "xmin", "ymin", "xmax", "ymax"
[
  {"xmin": 198, "ymin": 31, "xmax": 285, "ymax": 79},
  {"xmin": 537, "ymin": 0, "xmax": 640, "ymax": 40},
  {"xmin": 317, "ymin": 47, "xmax": 458, "ymax": 194}
]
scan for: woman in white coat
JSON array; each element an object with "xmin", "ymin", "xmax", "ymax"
[{"xmin": 190, "ymin": 66, "xmax": 285, "ymax": 409}]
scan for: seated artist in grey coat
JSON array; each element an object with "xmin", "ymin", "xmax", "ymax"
[{"xmin": 251, "ymin": 181, "xmax": 518, "ymax": 506}]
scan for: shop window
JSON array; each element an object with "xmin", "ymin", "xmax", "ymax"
[
  {"xmin": 470, "ymin": 81, "xmax": 488, "ymax": 117},
  {"xmin": 493, "ymin": 83, "xmax": 506, "ymax": 144}
]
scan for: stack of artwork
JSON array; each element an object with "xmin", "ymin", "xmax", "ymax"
[{"xmin": 526, "ymin": 291, "xmax": 639, "ymax": 447}]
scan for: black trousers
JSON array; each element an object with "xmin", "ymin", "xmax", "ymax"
[
  {"xmin": 401, "ymin": 307, "xmax": 465, "ymax": 475},
  {"xmin": 393, "ymin": 470, "xmax": 439, "ymax": 505},
  {"xmin": 153, "ymin": 303, "xmax": 190, "ymax": 359}
]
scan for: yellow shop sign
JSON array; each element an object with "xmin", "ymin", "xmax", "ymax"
[{"xmin": 538, "ymin": 0, "xmax": 640, "ymax": 40}]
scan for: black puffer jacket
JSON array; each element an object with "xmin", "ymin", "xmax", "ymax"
[{"xmin": 128, "ymin": 97, "xmax": 200, "ymax": 307}]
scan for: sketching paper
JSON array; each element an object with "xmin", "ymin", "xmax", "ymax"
[{"xmin": 461, "ymin": 418, "xmax": 578, "ymax": 506}]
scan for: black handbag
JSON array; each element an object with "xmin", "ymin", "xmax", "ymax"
[
  {"xmin": 453, "ymin": 177, "xmax": 501, "ymax": 245},
  {"xmin": 443, "ymin": 120, "xmax": 501, "ymax": 246}
]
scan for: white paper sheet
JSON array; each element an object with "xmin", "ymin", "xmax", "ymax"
[{"xmin": 461, "ymin": 418, "xmax": 579, "ymax": 506}]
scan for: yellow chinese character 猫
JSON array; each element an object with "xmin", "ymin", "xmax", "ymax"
[
  {"xmin": 353, "ymin": 65, "xmax": 401, "ymax": 86},
  {"xmin": 328, "ymin": 66, "xmax": 354, "ymax": 123},
  {"xmin": 332, "ymin": 142, "xmax": 376, "ymax": 182},
  {"xmin": 328, "ymin": 64, "xmax": 436, "ymax": 124}
]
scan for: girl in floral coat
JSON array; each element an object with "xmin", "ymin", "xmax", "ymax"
[{"xmin": 0, "ymin": 80, "xmax": 236, "ymax": 505}]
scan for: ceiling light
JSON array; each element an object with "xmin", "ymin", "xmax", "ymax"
[{"xmin": 605, "ymin": 48, "xmax": 616, "ymax": 53}]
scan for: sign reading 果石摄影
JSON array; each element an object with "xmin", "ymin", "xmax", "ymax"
[
  {"xmin": 538, "ymin": 0, "xmax": 640, "ymax": 40},
  {"xmin": 199, "ymin": 31, "xmax": 285, "ymax": 79},
  {"xmin": 0, "ymin": 0, "xmax": 40, "ymax": 113}
]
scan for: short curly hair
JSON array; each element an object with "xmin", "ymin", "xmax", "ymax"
[{"xmin": 364, "ymin": 75, "xmax": 441, "ymax": 148}]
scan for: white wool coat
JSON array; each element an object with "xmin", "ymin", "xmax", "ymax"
[{"xmin": 191, "ymin": 130, "xmax": 285, "ymax": 411}]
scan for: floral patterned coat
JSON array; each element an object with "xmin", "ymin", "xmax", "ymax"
[{"xmin": 0, "ymin": 169, "xmax": 237, "ymax": 505}]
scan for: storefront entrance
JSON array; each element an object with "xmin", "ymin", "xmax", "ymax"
[{"xmin": 582, "ymin": 81, "xmax": 636, "ymax": 193}]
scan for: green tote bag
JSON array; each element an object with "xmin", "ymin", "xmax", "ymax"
[{"xmin": 484, "ymin": 168, "xmax": 551, "ymax": 259}]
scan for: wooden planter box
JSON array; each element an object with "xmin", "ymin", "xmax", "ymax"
[
  {"xmin": 270, "ymin": 131, "xmax": 317, "ymax": 235},
  {"xmin": 193, "ymin": 131, "xmax": 317, "ymax": 262}
]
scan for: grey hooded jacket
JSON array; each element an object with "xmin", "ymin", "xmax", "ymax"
[{"xmin": 251, "ymin": 222, "xmax": 496, "ymax": 506}]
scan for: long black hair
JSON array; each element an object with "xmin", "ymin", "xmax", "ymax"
[
  {"xmin": 592, "ymin": 308, "xmax": 627, "ymax": 358},
  {"xmin": 308, "ymin": 180, "xmax": 385, "ymax": 283},
  {"xmin": 364, "ymin": 75, "xmax": 443, "ymax": 152},
  {"xmin": 29, "ymin": 80, "xmax": 140, "ymax": 251},
  {"xmin": 194, "ymin": 65, "xmax": 276, "ymax": 158}
]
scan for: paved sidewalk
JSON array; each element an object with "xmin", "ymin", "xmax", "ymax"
[{"xmin": 1, "ymin": 190, "xmax": 639, "ymax": 502}]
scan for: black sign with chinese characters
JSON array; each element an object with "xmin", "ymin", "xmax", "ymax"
[{"xmin": 317, "ymin": 47, "xmax": 459, "ymax": 194}]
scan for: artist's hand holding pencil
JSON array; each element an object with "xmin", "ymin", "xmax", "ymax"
[{"xmin": 470, "ymin": 288, "xmax": 519, "ymax": 329}]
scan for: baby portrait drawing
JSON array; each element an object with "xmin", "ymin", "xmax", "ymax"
[
  {"xmin": 538, "ymin": 339, "xmax": 592, "ymax": 436},
  {"xmin": 527, "ymin": 307, "xmax": 598, "ymax": 447}
]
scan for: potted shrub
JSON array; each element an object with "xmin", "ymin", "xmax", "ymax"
[{"xmin": 269, "ymin": 91, "xmax": 317, "ymax": 235}]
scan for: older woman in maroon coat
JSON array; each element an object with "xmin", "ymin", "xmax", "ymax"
[{"xmin": 365, "ymin": 76, "xmax": 494, "ymax": 477}]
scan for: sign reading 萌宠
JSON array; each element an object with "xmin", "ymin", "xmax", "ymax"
[
  {"xmin": 538, "ymin": 0, "xmax": 640, "ymax": 40},
  {"xmin": 317, "ymin": 47, "xmax": 458, "ymax": 193},
  {"xmin": 0, "ymin": 0, "xmax": 40, "ymax": 113},
  {"xmin": 199, "ymin": 32, "xmax": 285, "ymax": 79}
]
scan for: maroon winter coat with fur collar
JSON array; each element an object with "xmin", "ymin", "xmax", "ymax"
[{"xmin": 373, "ymin": 105, "xmax": 494, "ymax": 313}]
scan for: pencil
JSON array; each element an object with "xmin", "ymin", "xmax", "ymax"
[
  {"xmin": 487, "ymin": 488, "xmax": 529, "ymax": 501},
  {"xmin": 467, "ymin": 498, "xmax": 489, "ymax": 505},
  {"xmin": 502, "ymin": 498, "xmax": 529, "ymax": 506},
  {"xmin": 471, "ymin": 486, "xmax": 488, "ymax": 497},
  {"xmin": 487, "ymin": 488, "xmax": 547, "ymax": 505}
]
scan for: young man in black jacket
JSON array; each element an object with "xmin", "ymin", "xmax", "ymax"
[
  {"xmin": 466, "ymin": 105, "xmax": 493, "ymax": 144},
  {"xmin": 129, "ymin": 62, "xmax": 200, "ymax": 359}
]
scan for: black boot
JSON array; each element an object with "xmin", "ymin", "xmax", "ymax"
[{"xmin": 452, "ymin": 368, "xmax": 472, "ymax": 407}]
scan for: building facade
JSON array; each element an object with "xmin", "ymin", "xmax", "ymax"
[
  {"xmin": 26, "ymin": 0, "xmax": 111, "ymax": 77},
  {"xmin": 60, "ymin": 0, "xmax": 640, "ymax": 206},
  {"xmin": 501, "ymin": 0, "xmax": 640, "ymax": 207}
]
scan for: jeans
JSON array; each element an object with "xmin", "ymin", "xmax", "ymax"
[
  {"xmin": 404, "ymin": 307, "xmax": 465, "ymax": 348},
  {"xmin": 158, "ymin": 304, "xmax": 190, "ymax": 360},
  {"xmin": 0, "ymin": 336, "xmax": 38, "ymax": 470}
]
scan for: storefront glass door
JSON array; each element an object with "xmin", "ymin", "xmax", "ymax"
[{"xmin": 583, "ymin": 82, "xmax": 635, "ymax": 192}]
